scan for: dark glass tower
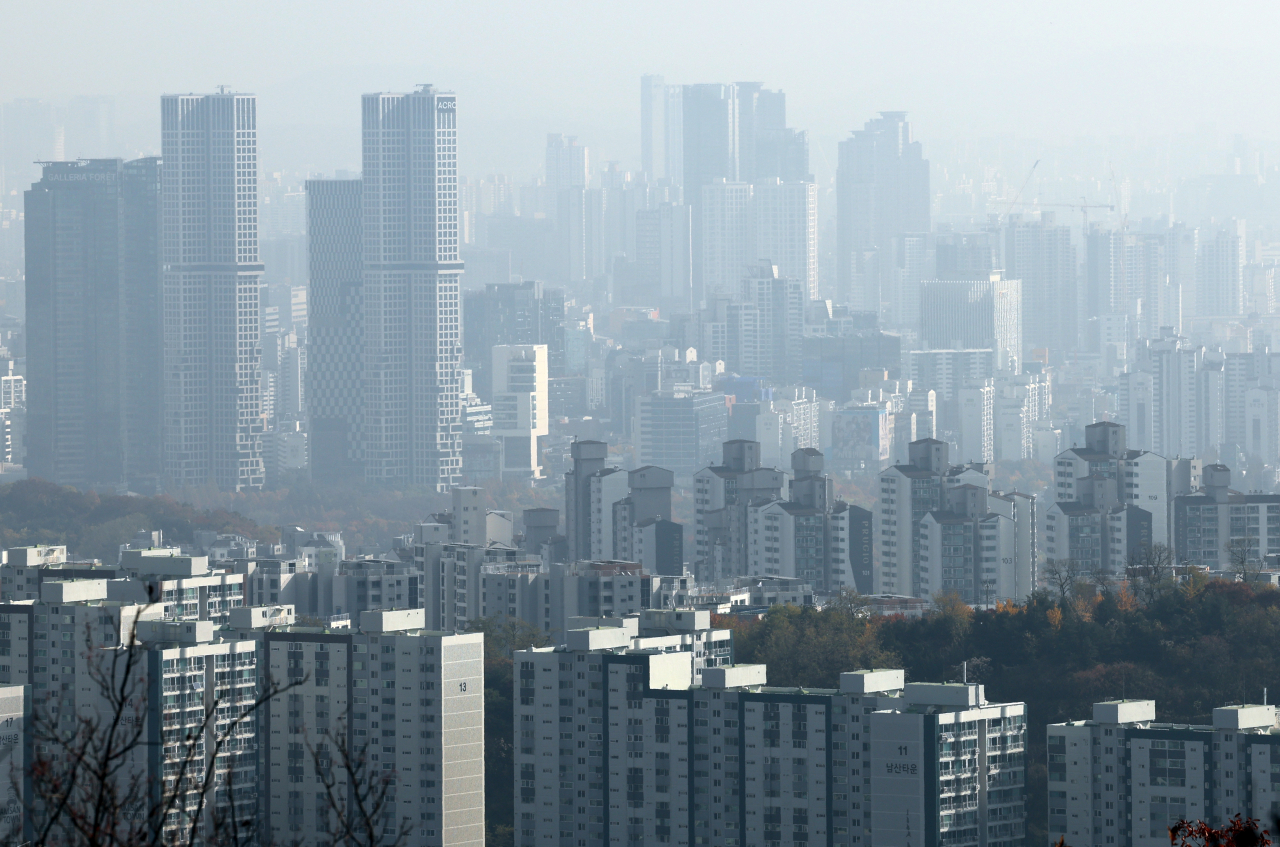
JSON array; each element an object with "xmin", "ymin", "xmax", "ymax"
[
  {"xmin": 306, "ymin": 177, "xmax": 363, "ymax": 484},
  {"xmin": 24, "ymin": 157, "xmax": 161, "ymax": 490}
]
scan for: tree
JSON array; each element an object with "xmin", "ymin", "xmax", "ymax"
[
  {"xmin": 16, "ymin": 594, "xmax": 299, "ymax": 847},
  {"xmin": 1225, "ymin": 538, "xmax": 1268, "ymax": 584},
  {"xmin": 306, "ymin": 718, "xmax": 412, "ymax": 847},
  {"xmin": 823, "ymin": 587, "xmax": 872, "ymax": 617},
  {"xmin": 1043, "ymin": 558, "xmax": 1085, "ymax": 605},
  {"xmin": 1128, "ymin": 542, "xmax": 1177, "ymax": 605},
  {"xmin": 1168, "ymin": 815, "xmax": 1271, "ymax": 847}
]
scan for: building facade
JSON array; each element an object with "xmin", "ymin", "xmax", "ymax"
[
  {"xmin": 1049, "ymin": 699, "xmax": 1280, "ymax": 847},
  {"xmin": 306, "ymin": 177, "xmax": 364, "ymax": 484},
  {"xmin": 24, "ymin": 157, "xmax": 162, "ymax": 491},
  {"xmin": 513, "ymin": 655, "xmax": 1025, "ymax": 847},
  {"xmin": 161, "ymin": 92, "xmax": 264, "ymax": 491},
  {"xmin": 361, "ymin": 87, "xmax": 463, "ymax": 489}
]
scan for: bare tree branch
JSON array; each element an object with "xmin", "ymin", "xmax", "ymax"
[
  {"xmin": 12, "ymin": 586, "xmax": 302, "ymax": 847},
  {"xmin": 306, "ymin": 714, "xmax": 412, "ymax": 847}
]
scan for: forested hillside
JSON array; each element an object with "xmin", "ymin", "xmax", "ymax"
[
  {"xmin": 726, "ymin": 581, "xmax": 1280, "ymax": 844},
  {"xmin": 0, "ymin": 478, "xmax": 270, "ymax": 561}
]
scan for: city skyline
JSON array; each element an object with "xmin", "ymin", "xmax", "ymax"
[{"xmin": 1, "ymin": 2, "xmax": 1278, "ymax": 197}]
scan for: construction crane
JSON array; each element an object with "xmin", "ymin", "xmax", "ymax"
[
  {"xmin": 1001, "ymin": 160, "xmax": 1040, "ymax": 221},
  {"xmin": 1006, "ymin": 199, "xmax": 1115, "ymax": 232}
]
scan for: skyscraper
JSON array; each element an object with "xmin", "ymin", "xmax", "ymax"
[
  {"xmin": 1196, "ymin": 219, "xmax": 1245, "ymax": 317},
  {"xmin": 161, "ymin": 92, "xmax": 264, "ymax": 491},
  {"xmin": 634, "ymin": 202, "xmax": 693, "ymax": 315},
  {"xmin": 25, "ymin": 158, "xmax": 161, "ymax": 491},
  {"xmin": 544, "ymin": 133, "xmax": 588, "ymax": 191},
  {"xmin": 1003, "ymin": 213, "xmax": 1077, "ymax": 355},
  {"xmin": 736, "ymin": 82, "xmax": 810, "ymax": 182},
  {"xmin": 361, "ymin": 87, "xmax": 463, "ymax": 490},
  {"xmin": 919, "ymin": 272, "xmax": 1023, "ymax": 373},
  {"xmin": 639, "ymin": 74, "xmax": 666, "ymax": 179},
  {"xmin": 490, "ymin": 344, "xmax": 548, "ymax": 480},
  {"xmin": 683, "ymin": 84, "xmax": 739, "ymax": 304},
  {"xmin": 835, "ymin": 112, "xmax": 930, "ymax": 307},
  {"xmin": 753, "ymin": 178, "xmax": 818, "ymax": 299},
  {"xmin": 306, "ymin": 177, "xmax": 363, "ymax": 484},
  {"xmin": 699, "ymin": 179, "xmax": 753, "ymax": 301}
]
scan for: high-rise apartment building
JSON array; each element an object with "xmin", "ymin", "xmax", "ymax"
[
  {"xmin": 1049, "ymin": 699, "xmax": 1280, "ymax": 847},
  {"xmin": 634, "ymin": 202, "xmax": 693, "ymax": 314},
  {"xmin": 700, "ymin": 180, "xmax": 753, "ymax": 302},
  {"xmin": 545, "ymin": 134, "xmax": 589, "ymax": 191},
  {"xmin": 565, "ymin": 440, "xmax": 612, "ymax": 563},
  {"xmin": 1003, "ymin": 213, "xmax": 1076, "ymax": 356},
  {"xmin": 1047, "ymin": 421, "xmax": 1198, "ymax": 565},
  {"xmin": 835, "ymin": 112, "xmax": 930, "ymax": 308},
  {"xmin": 24, "ymin": 157, "xmax": 162, "ymax": 491},
  {"xmin": 1118, "ymin": 332, "xmax": 1226, "ymax": 458},
  {"xmin": 361, "ymin": 87, "xmax": 463, "ymax": 490},
  {"xmin": 161, "ymin": 92, "xmax": 264, "ymax": 491},
  {"xmin": 725, "ymin": 261, "xmax": 806, "ymax": 385},
  {"xmin": 1173, "ymin": 463, "xmax": 1280, "ymax": 571},
  {"xmin": 753, "ymin": 179, "xmax": 818, "ymax": 300},
  {"xmin": 1195, "ymin": 219, "xmax": 1246, "ymax": 318},
  {"xmin": 634, "ymin": 390, "xmax": 729, "ymax": 477},
  {"xmin": 640, "ymin": 75, "xmax": 666, "ymax": 179},
  {"xmin": 694, "ymin": 439, "xmax": 787, "ymax": 582},
  {"xmin": 513, "ymin": 652, "xmax": 1027, "ymax": 847},
  {"xmin": 875, "ymin": 438, "xmax": 1036, "ymax": 602},
  {"xmin": 259, "ymin": 612, "xmax": 484, "ymax": 847},
  {"xmin": 306, "ymin": 177, "xmax": 364, "ymax": 484},
  {"xmin": 683, "ymin": 84, "xmax": 739, "ymax": 304},
  {"xmin": 737, "ymin": 83, "xmax": 810, "ymax": 183},
  {"xmin": 161, "ymin": 92, "xmax": 266, "ymax": 491},
  {"xmin": 462, "ymin": 280, "xmax": 565, "ymax": 400},
  {"xmin": 744, "ymin": 448, "xmax": 867, "ymax": 592}
]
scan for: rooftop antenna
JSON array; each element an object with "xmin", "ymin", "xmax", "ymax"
[{"xmin": 962, "ymin": 661, "xmax": 967, "ymax": 684}]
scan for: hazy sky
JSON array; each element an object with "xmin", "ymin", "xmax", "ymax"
[{"xmin": 5, "ymin": 0, "xmax": 1278, "ymax": 183}]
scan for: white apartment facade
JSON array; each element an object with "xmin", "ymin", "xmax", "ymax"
[
  {"xmin": 260, "ymin": 610, "xmax": 484, "ymax": 847},
  {"xmin": 1049, "ymin": 699, "xmax": 1280, "ymax": 847},
  {"xmin": 491, "ymin": 345, "xmax": 549, "ymax": 479},
  {"xmin": 512, "ymin": 654, "xmax": 1026, "ymax": 847}
]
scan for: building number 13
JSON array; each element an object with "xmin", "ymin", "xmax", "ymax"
[{"xmin": 459, "ymin": 682, "xmax": 467, "ymax": 692}]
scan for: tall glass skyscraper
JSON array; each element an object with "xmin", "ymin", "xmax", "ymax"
[
  {"xmin": 361, "ymin": 86, "xmax": 463, "ymax": 490},
  {"xmin": 161, "ymin": 92, "xmax": 264, "ymax": 491},
  {"xmin": 306, "ymin": 177, "xmax": 364, "ymax": 485}
]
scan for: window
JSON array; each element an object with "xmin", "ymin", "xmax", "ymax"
[
  {"xmin": 1150, "ymin": 796, "xmax": 1186, "ymax": 837},
  {"xmin": 1151, "ymin": 741, "xmax": 1187, "ymax": 787}
]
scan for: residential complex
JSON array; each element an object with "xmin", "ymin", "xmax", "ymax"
[
  {"xmin": 1049, "ymin": 699, "xmax": 1280, "ymax": 846},
  {"xmin": 513, "ymin": 646, "xmax": 1026, "ymax": 847}
]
